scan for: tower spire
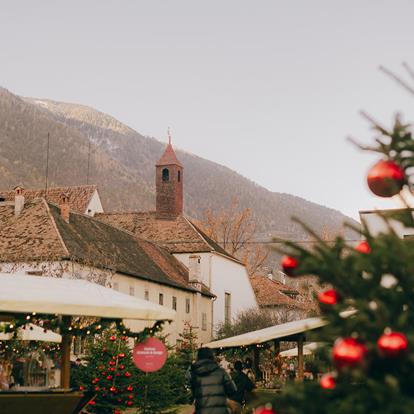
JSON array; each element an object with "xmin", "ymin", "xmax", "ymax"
[{"xmin": 168, "ymin": 127, "xmax": 172, "ymax": 145}]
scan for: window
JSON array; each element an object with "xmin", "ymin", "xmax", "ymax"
[
  {"xmin": 129, "ymin": 286, "xmax": 135, "ymax": 296},
  {"xmin": 172, "ymin": 296, "xmax": 177, "ymax": 310},
  {"xmin": 178, "ymin": 170, "xmax": 181, "ymax": 182},
  {"xmin": 162, "ymin": 168, "xmax": 169, "ymax": 182},
  {"xmin": 185, "ymin": 298, "xmax": 190, "ymax": 314},
  {"xmin": 202, "ymin": 313, "xmax": 207, "ymax": 331},
  {"xmin": 225, "ymin": 292, "xmax": 231, "ymax": 325},
  {"xmin": 159, "ymin": 293, "xmax": 164, "ymax": 305},
  {"xmin": 144, "ymin": 290, "xmax": 149, "ymax": 301},
  {"xmin": 113, "ymin": 282, "xmax": 119, "ymax": 291}
]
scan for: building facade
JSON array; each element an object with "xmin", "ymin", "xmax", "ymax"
[{"xmin": 97, "ymin": 141, "xmax": 258, "ymax": 332}]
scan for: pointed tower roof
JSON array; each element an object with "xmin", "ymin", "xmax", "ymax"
[{"xmin": 156, "ymin": 131, "xmax": 183, "ymax": 167}]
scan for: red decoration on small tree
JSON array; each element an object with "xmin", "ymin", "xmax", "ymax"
[
  {"xmin": 255, "ymin": 407, "xmax": 276, "ymax": 414},
  {"xmin": 367, "ymin": 160, "xmax": 404, "ymax": 197},
  {"xmin": 355, "ymin": 240, "xmax": 371, "ymax": 254},
  {"xmin": 318, "ymin": 289, "xmax": 341, "ymax": 305},
  {"xmin": 377, "ymin": 332, "xmax": 408, "ymax": 358},
  {"xmin": 320, "ymin": 373, "xmax": 336, "ymax": 389},
  {"xmin": 281, "ymin": 256, "xmax": 299, "ymax": 276},
  {"xmin": 332, "ymin": 338, "xmax": 368, "ymax": 369},
  {"xmin": 109, "ymin": 335, "xmax": 116, "ymax": 342},
  {"xmin": 124, "ymin": 371, "xmax": 132, "ymax": 378}
]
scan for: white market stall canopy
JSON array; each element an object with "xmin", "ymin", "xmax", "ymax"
[
  {"xmin": 0, "ymin": 274, "xmax": 176, "ymax": 322},
  {"xmin": 279, "ymin": 342, "xmax": 320, "ymax": 358},
  {"xmin": 0, "ymin": 323, "xmax": 62, "ymax": 343},
  {"xmin": 204, "ymin": 316, "xmax": 327, "ymax": 349}
]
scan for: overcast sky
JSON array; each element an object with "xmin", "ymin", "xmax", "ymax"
[{"xmin": 2, "ymin": 1, "xmax": 414, "ymax": 219}]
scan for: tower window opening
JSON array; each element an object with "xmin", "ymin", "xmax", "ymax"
[
  {"xmin": 162, "ymin": 168, "xmax": 169, "ymax": 182},
  {"xmin": 178, "ymin": 171, "xmax": 181, "ymax": 182}
]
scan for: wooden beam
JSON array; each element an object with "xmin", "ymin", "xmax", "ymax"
[
  {"xmin": 297, "ymin": 336, "xmax": 304, "ymax": 381},
  {"xmin": 60, "ymin": 316, "xmax": 72, "ymax": 389},
  {"xmin": 252, "ymin": 346, "xmax": 261, "ymax": 380}
]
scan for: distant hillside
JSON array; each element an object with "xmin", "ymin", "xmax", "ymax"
[{"xmin": 0, "ymin": 86, "xmax": 358, "ymax": 243}]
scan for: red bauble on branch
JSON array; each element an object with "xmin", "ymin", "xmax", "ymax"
[
  {"xmin": 377, "ymin": 332, "xmax": 408, "ymax": 358},
  {"xmin": 281, "ymin": 256, "xmax": 299, "ymax": 277},
  {"xmin": 355, "ymin": 240, "xmax": 371, "ymax": 254},
  {"xmin": 332, "ymin": 338, "xmax": 368, "ymax": 369},
  {"xmin": 320, "ymin": 373, "xmax": 336, "ymax": 389},
  {"xmin": 318, "ymin": 289, "xmax": 341, "ymax": 305},
  {"xmin": 255, "ymin": 408, "xmax": 276, "ymax": 414},
  {"xmin": 367, "ymin": 160, "xmax": 404, "ymax": 198}
]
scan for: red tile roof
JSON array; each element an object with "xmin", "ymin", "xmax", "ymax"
[
  {"xmin": 0, "ymin": 185, "xmax": 98, "ymax": 214},
  {"xmin": 249, "ymin": 275, "xmax": 309, "ymax": 310},
  {"xmin": 95, "ymin": 211, "xmax": 241, "ymax": 262},
  {"xmin": 156, "ymin": 143, "xmax": 183, "ymax": 167},
  {"xmin": 0, "ymin": 199, "xmax": 213, "ymax": 296}
]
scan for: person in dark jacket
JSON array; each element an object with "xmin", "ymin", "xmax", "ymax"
[
  {"xmin": 189, "ymin": 347, "xmax": 237, "ymax": 414},
  {"xmin": 230, "ymin": 360, "xmax": 255, "ymax": 406}
]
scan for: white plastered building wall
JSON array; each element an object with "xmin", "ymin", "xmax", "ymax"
[
  {"xmin": 174, "ymin": 252, "xmax": 258, "ymax": 332},
  {"xmin": 359, "ymin": 209, "xmax": 414, "ymax": 238},
  {"xmin": 86, "ymin": 189, "xmax": 104, "ymax": 216},
  {"xmin": 0, "ymin": 261, "xmax": 213, "ymax": 346}
]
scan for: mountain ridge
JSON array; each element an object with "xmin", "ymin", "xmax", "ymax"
[{"xmin": 0, "ymin": 87, "xmax": 358, "ymax": 241}]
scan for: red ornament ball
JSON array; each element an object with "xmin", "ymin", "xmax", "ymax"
[
  {"xmin": 109, "ymin": 386, "xmax": 117, "ymax": 393},
  {"xmin": 367, "ymin": 160, "xmax": 404, "ymax": 198},
  {"xmin": 377, "ymin": 332, "xmax": 408, "ymax": 358},
  {"xmin": 318, "ymin": 289, "xmax": 340, "ymax": 305},
  {"xmin": 118, "ymin": 353, "xmax": 126, "ymax": 358},
  {"xmin": 127, "ymin": 385, "xmax": 133, "ymax": 391},
  {"xmin": 128, "ymin": 394, "xmax": 134, "ymax": 400},
  {"xmin": 114, "ymin": 409, "xmax": 122, "ymax": 414},
  {"xmin": 281, "ymin": 256, "xmax": 299, "ymax": 277},
  {"xmin": 320, "ymin": 373, "xmax": 336, "ymax": 389},
  {"xmin": 126, "ymin": 401, "xmax": 133, "ymax": 407},
  {"xmin": 109, "ymin": 335, "xmax": 116, "ymax": 342},
  {"xmin": 89, "ymin": 401, "xmax": 96, "ymax": 406},
  {"xmin": 332, "ymin": 338, "xmax": 367, "ymax": 369},
  {"xmin": 355, "ymin": 240, "xmax": 371, "ymax": 254},
  {"xmin": 124, "ymin": 371, "xmax": 132, "ymax": 378},
  {"xmin": 106, "ymin": 375, "xmax": 113, "ymax": 381},
  {"xmin": 109, "ymin": 360, "xmax": 116, "ymax": 366},
  {"xmin": 118, "ymin": 364, "xmax": 125, "ymax": 370},
  {"xmin": 79, "ymin": 385, "xmax": 85, "ymax": 391},
  {"xmin": 255, "ymin": 408, "xmax": 276, "ymax": 414}
]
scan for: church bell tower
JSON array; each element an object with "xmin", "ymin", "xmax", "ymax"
[{"xmin": 155, "ymin": 132, "xmax": 183, "ymax": 219}]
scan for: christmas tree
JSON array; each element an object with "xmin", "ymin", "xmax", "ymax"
[
  {"xmin": 77, "ymin": 330, "xmax": 140, "ymax": 414},
  {"xmin": 261, "ymin": 76, "xmax": 414, "ymax": 413}
]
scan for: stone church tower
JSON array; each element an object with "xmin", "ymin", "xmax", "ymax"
[{"xmin": 155, "ymin": 138, "xmax": 183, "ymax": 219}]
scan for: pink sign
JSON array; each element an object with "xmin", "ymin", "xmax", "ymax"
[{"xmin": 133, "ymin": 337, "xmax": 167, "ymax": 373}]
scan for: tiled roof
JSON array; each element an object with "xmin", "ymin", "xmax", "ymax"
[
  {"xmin": 249, "ymin": 275, "xmax": 309, "ymax": 310},
  {"xmin": 95, "ymin": 211, "xmax": 241, "ymax": 262},
  {"xmin": 156, "ymin": 143, "xmax": 183, "ymax": 167},
  {"xmin": 0, "ymin": 185, "xmax": 98, "ymax": 214},
  {"xmin": 0, "ymin": 199, "xmax": 213, "ymax": 296}
]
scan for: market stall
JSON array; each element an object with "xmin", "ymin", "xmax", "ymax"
[{"xmin": 0, "ymin": 274, "xmax": 176, "ymax": 414}]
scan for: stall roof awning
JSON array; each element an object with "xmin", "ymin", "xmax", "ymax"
[
  {"xmin": 0, "ymin": 323, "xmax": 62, "ymax": 343},
  {"xmin": 0, "ymin": 274, "xmax": 176, "ymax": 321},
  {"xmin": 204, "ymin": 317, "xmax": 327, "ymax": 349},
  {"xmin": 279, "ymin": 342, "xmax": 320, "ymax": 357}
]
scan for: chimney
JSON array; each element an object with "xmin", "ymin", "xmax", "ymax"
[
  {"xmin": 59, "ymin": 193, "xmax": 70, "ymax": 223},
  {"xmin": 14, "ymin": 186, "xmax": 25, "ymax": 216},
  {"xmin": 188, "ymin": 255, "xmax": 201, "ymax": 288}
]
